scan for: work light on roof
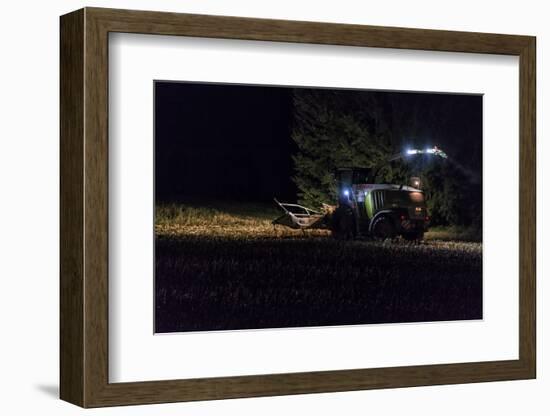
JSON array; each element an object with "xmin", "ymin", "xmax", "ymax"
[{"xmin": 405, "ymin": 146, "xmax": 447, "ymax": 159}]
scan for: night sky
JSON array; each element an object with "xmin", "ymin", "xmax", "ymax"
[{"xmin": 155, "ymin": 81, "xmax": 482, "ymax": 203}]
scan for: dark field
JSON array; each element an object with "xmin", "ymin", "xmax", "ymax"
[{"xmin": 155, "ymin": 203, "xmax": 482, "ymax": 333}]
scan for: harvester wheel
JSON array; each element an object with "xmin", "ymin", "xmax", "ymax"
[
  {"xmin": 371, "ymin": 216, "xmax": 396, "ymax": 240},
  {"xmin": 331, "ymin": 206, "xmax": 356, "ymax": 240}
]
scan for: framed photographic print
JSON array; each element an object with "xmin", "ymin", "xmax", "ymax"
[{"xmin": 60, "ymin": 7, "xmax": 536, "ymax": 408}]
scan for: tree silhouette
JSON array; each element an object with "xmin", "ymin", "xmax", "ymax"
[
  {"xmin": 291, "ymin": 89, "xmax": 393, "ymax": 207},
  {"xmin": 290, "ymin": 88, "xmax": 482, "ymax": 235}
]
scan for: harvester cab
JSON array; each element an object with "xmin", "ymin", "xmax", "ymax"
[{"xmin": 332, "ymin": 167, "xmax": 428, "ymax": 240}]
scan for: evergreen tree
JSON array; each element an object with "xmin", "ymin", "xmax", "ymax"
[
  {"xmin": 290, "ymin": 88, "xmax": 482, "ymax": 237},
  {"xmin": 291, "ymin": 89, "xmax": 393, "ymax": 207}
]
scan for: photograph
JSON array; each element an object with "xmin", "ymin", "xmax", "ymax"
[{"xmin": 154, "ymin": 81, "xmax": 483, "ymax": 333}]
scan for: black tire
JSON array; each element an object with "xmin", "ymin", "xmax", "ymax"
[
  {"xmin": 331, "ymin": 205, "xmax": 356, "ymax": 240},
  {"xmin": 402, "ymin": 231, "xmax": 424, "ymax": 241},
  {"xmin": 371, "ymin": 215, "xmax": 396, "ymax": 240}
]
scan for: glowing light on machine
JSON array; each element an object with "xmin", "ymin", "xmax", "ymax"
[
  {"xmin": 404, "ymin": 146, "xmax": 448, "ymax": 159},
  {"xmin": 409, "ymin": 192, "xmax": 424, "ymax": 203},
  {"xmin": 410, "ymin": 176, "xmax": 422, "ymax": 189}
]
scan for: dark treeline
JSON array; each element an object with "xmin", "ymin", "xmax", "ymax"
[{"xmin": 291, "ymin": 88, "xmax": 482, "ymax": 231}]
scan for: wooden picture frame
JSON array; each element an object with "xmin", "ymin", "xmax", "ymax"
[{"xmin": 60, "ymin": 7, "xmax": 536, "ymax": 408}]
